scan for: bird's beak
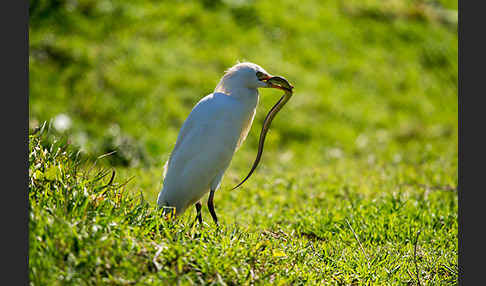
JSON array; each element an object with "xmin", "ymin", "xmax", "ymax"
[
  {"xmin": 258, "ymin": 73, "xmax": 294, "ymax": 92},
  {"xmin": 265, "ymin": 75, "xmax": 294, "ymax": 92}
]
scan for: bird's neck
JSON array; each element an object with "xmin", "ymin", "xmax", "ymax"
[{"xmin": 226, "ymin": 87, "xmax": 259, "ymax": 99}]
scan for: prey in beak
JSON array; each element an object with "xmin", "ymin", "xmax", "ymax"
[
  {"xmin": 257, "ymin": 72, "xmax": 294, "ymax": 92},
  {"xmin": 231, "ymin": 73, "xmax": 294, "ymax": 191},
  {"xmin": 266, "ymin": 76, "xmax": 294, "ymax": 92}
]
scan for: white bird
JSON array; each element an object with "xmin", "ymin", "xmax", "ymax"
[{"xmin": 157, "ymin": 62, "xmax": 290, "ymax": 225}]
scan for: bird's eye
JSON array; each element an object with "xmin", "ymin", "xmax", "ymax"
[{"xmin": 256, "ymin": 71, "xmax": 266, "ymax": 80}]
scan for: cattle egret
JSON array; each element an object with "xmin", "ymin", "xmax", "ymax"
[{"xmin": 157, "ymin": 62, "xmax": 293, "ymax": 225}]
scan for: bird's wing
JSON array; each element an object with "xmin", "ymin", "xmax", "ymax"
[
  {"xmin": 164, "ymin": 93, "xmax": 241, "ymax": 179},
  {"xmin": 235, "ymin": 105, "xmax": 256, "ymax": 150},
  {"xmin": 163, "ymin": 94, "xmax": 214, "ymax": 177}
]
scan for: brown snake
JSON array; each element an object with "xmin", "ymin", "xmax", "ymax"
[{"xmin": 231, "ymin": 76, "xmax": 294, "ymax": 190}]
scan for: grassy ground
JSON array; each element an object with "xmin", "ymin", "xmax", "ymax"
[{"xmin": 29, "ymin": 0, "xmax": 457, "ymax": 284}]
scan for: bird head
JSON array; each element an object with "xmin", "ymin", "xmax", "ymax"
[{"xmin": 215, "ymin": 62, "xmax": 293, "ymax": 94}]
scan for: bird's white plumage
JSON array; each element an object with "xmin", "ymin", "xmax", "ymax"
[{"xmin": 157, "ymin": 62, "xmax": 271, "ymax": 215}]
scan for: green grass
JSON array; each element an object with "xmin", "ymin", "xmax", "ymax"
[
  {"xmin": 29, "ymin": 127, "xmax": 457, "ymax": 284},
  {"xmin": 29, "ymin": 0, "xmax": 457, "ymax": 284}
]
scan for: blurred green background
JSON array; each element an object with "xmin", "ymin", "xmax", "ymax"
[{"xmin": 29, "ymin": 0, "xmax": 457, "ymax": 200}]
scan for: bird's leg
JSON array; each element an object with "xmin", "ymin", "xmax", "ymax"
[
  {"xmin": 195, "ymin": 201, "xmax": 202, "ymax": 224},
  {"xmin": 208, "ymin": 189, "xmax": 218, "ymax": 226}
]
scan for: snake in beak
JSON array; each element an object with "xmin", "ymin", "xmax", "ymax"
[{"xmin": 231, "ymin": 75, "xmax": 294, "ymax": 190}]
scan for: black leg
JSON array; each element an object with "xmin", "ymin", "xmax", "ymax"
[
  {"xmin": 195, "ymin": 201, "xmax": 202, "ymax": 224},
  {"xmin": 207, "ymin": 190, "xmax": 218, "ymax": 226}
]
